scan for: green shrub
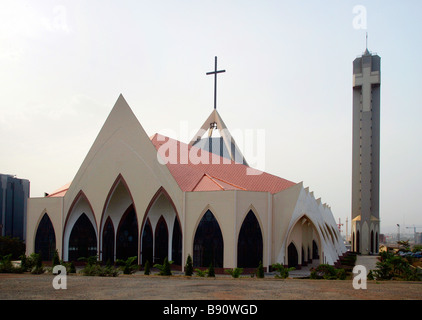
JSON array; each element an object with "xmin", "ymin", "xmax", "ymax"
[
  {"xmin": 116, "ymin": 256, "xmax": 138, "ymax": 275},
  {"xmin": 225, "ymin": 268, "xmax": 243, "ymax": 278},
  {"xmin": 0, "ymin": 236, "xmax": 25, "ymax": 260},
  {"xmin": 30, "ymin": 253, "xmax": 44, "ymax": 274},
  {"xmin": 80, "ymin": 264, "xmax": 119, "ymax": 277},
  {"xmin": 195, "ymin": 268, "xmax": 208, "ymax": 277},
  {"xmin": 52, "ymin": 250, "xmax": 60, "ymax": 267},
  {"xmin": 184, "ymin": 255, "xmax": 193, "ymax": 276},
  {"xmin": 154, "ymin": 257, "xmax": 172, "ymax": 276},
  {"xmin": 0, "ymin": 254, "xmax": 24, "ymax": 273},
  {"xmin": 272, "ymin": 263, "xmax": 295, "ymax": 279}
]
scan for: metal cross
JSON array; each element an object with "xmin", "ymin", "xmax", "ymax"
[{"xmin": 206, "ymin": 56, "xmax": 226, "ymax": 110}]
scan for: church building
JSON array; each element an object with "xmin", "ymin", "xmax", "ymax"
[{"xmin": 25, "ymin": 83, "xmax": 346, "ymax": 271}]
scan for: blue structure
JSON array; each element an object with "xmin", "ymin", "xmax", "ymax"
[{"xmin": 0, "ymin": 174, "xmax": 30, "ymax": 241}]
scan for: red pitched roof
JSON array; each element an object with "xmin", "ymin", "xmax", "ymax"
[
  {"xmin": 45, "ymin": 134, "xmax": 296, "ymax": 198},
  {"xmin": 151, "ymin": 134, "xmax": 296, "ymax": 194},
  {"xmin": 46, "ymin": 182, "xmax": 71, "ymax": 197}
]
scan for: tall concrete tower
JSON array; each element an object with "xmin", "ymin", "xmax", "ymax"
[{"xmin": 351, "ymin": 47, "xmax": 381, "ymax": 254}]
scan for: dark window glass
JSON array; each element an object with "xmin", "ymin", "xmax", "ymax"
[
  {"xmin": 172, "ymin": 217, "xmax": 182, "ymax": 266},
  {"xmin": 237, "ymin": 210, "xmax": 263, "ymax": 268},
  {"xmin": 102, "ymin": 217, "xmax": 114, "ymax": 264},
  {"xmin": 116, "ymin": 206, "xmax": 138, "ymax": 261},
  {"xmin": 193, "ymin": 210, "xmax": 224, "ymax": 268},
  {"xmin": 141, "ymin": 219, "xmax": 153, "ymax": 266},
  {"xmin": 34, "ymin": 213, "xmax": 56, "ymax": 261},
  {"xmin": 68, "ymin": 213, "xmax": 97, "ymax": 262},
  {"xmin": 154, "ymin": 216, "xmax": 168, "ymax": 264}
]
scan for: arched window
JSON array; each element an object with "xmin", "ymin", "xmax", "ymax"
[
  {"xmin": 237, "ymin": 210, "xmax": 263, "ymax": 268},
  {"xmin": 193, "ymin": 210, "xmax": 224, "ymax": 268},
  {"xmin": 172, "ymin": 217, "xmax": 182, "ymax": 266},
  {"xmin": 102, "ymin": 217, "xmax": 115, "ymax": 264},
  {"xmin": 141, "ymin": 219, "xmax": 153, "ymax": 266},
  {"xmin": 154, "ymin": 216, "xmax": 168, "ymax": 264},
  {"xmin": 68, "ymin": 213, "xmax": 97, "ymax": 262},
  {"xmin": 34, "ymin": 213, "xmax": 56, "ymax": 261},
  {"xmin": 116, "ymin": 205, "xmax": 138, "ymax": 261}
]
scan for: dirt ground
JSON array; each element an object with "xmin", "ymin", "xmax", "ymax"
[{"xmin": 0, "ymin": 272, "xmax": 421, "ymax": 300}]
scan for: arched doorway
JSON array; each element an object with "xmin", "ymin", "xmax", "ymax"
[
  {"xmin": 141, "ymin": 219, "xmax": 153, "ymax": 265},
  {"xmin": 34, "ymin": 213, "xmax": 56, "ymax": 261},
  {"xmin": 102, "ymin": 217, "xmax": 114, "ymax": 264},
  {"xmin": 237, "ymin": 210, "xmax": 263, "ymax": 268},
  {"xmin": 193, "ymin": 210, "xmax": 224, "ymax": 268},
  {"xmin": 154, "ymin": 216, "xmax": 168, "ymax": 264},
  {"xmin": 100, "ymin": 175, "xmax": 138, "ymax": 263},
  {"xmin": 288, "ymin": 242, "xmax": 298, "ymax": 268},
  {"xmin": 68, "ymin": 213, "xmax": 97, "ymax": 262},
  {"xmin": 116, "ymin": 205, "xmax": 138, "ymax": 261}
]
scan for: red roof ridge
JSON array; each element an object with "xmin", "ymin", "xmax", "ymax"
[{"xmin": 208, "ymin": 174, "xmax": 247, "ymax": 191}]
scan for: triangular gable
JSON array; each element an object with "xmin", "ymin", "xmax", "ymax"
[
  {"xmin": 63, "ymin": 95, "xmax": 182, "ymax": 218},
  {"xmin": 189, "ymin": 109, "xmax": 248, "ymax": 165}
]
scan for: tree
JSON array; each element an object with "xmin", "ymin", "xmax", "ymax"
[
  {"xmin": 185, "ymin": 255, "xmax": 193, "ymax": 276},
  {"xmin": 256, "ymin": 261, "xmax": 265, "ymax": 278},
  {"xmin": 144, "ymin": 260, "xmax": 150, "ymax": 275},
  {"xmin": 208, "ymin": 262, "xmax": 215, "ymax": 278},
  {"xmin": 52, "ymin": 249, "xmax": 60, "ymax": 267}
]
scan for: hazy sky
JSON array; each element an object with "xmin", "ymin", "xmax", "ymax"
[{"xmin": 1, "ymin": 0, "xmax": 421, "ymax": 235}]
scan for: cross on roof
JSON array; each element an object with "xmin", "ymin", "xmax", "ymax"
[{"xmin": 206, "ymin": 56, "xmax": 226, "ymax": 110}]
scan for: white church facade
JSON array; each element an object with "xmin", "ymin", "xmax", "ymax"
[{"xmin": 26, "ymin": 95, "xmax": 346, "ymax": 272}]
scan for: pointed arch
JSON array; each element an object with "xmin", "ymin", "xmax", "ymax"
[
  {"xmin": 285, "ymin": 214, "xmax": 322, "ymax": 267},
  {"xmin": 68, "ymin": 213, "xmax": 97, "ymax": 262},
  {"xmin": 63, "ymin": 191, "xmax": 98, "ymax": 261},
  {"xmin": 193, "ymin": 209, "xmax": 224, "ymax": 268},
  {"xmin": 237, "ymin": 210, "xmax": 263, "ymax": 268},
  {"xmin": 34, "ymin": 213, "xmax": 56, "ymax": 261},
  {"xmin": 140, "ymin": 186, "xmax": 182, "ymax": 266},
  {"xmin": 99, "ymin": 174, "xmax": 138, "ymax": 262}
]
